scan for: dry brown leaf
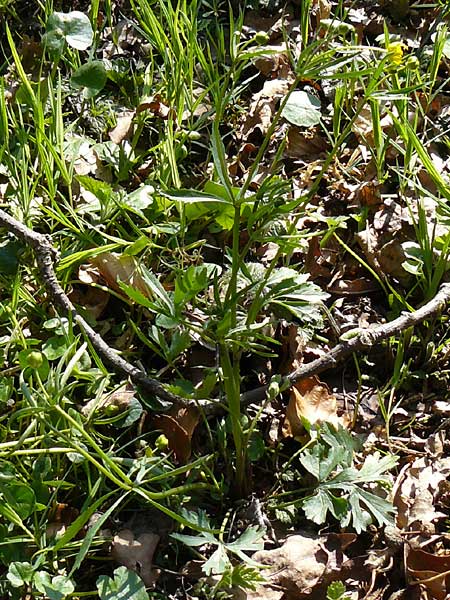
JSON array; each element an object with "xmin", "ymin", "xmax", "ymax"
[
  {"xmin": 112, "ymin": 528, "xmax": 160, "ymax": 587},
  {"xmin": 255, "ymin": 43, "xmax": 293, "ymax": 83},
  {"xmin": 242, "ymin": 532, "xmax": 355, "ymax": 600},
  {"xmin": 70, "ymin": 277, "xmax": 110, "ymax": 320},
  {"xmin": 282, "ymin": 376, "xmax": 342, "ymax": 437},
  {"xmin": 109, "ymin": 110, "xmax": 135, "ymax": 144},
  {"xmin": 90, "ymin": 252, "xmax": 151, "ymax": 297},
  {"xmin": 46, "ymin": 503, "xmax": 80, "ymax": 539},
  {"xmin": 82, "ymin": 383, "xmax": 137, "ymax": 417},
  {"xmin": 153, "ymin": 406, "xmax": 200, "ymax": 463},
  {"xmin": 240, "ymin": 78, "xmax": 291, "ymax": 139},
  {"xmin": 393, "ymin": 454, "xmax": 450, "ymax": 531},
  {"xmin": 352, "ymin": 105, "xmax": 393, "ymax": 146},
  {"xmin": 137, "ymin": 95, "xmax": 174, "ymax": 119},
  {"xmin": 406, "ymin": 548, "xmax": 450, "ymax": 600},
  {"xmin": 285, "ymin": 126, "xmax": 328, "ymax": 159},
  {"xmin": 65, "ymin": 135, "xmax": 101, "ymax": 176},
  {"xmin": 327, "ymin": 277, "xmax": 379, "ymax": 295}
]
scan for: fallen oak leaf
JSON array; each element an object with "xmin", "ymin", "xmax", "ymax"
[
  {"xmin": 407, "ymin": 548, "xmax": 450, "ymax": 600},
  {"xmin": 153, "ymin": 405, "xmax": 200, "ymax": 463},
  {"xmin": 282, "ymin": 376, "xmax": 343, "ymax": 438},
  {"xmin": 111, "ymin": 528, "xmax": 160, "ymax": 588}
]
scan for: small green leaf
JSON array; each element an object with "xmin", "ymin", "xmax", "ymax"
[
  {"xmin": 114, "ymin": 397, "xmax": 143, "ymax": 428},
  {"xmin": 0, "ymin": 239, "xmax": 21, "ymax": 275},
  {"xmin": 327, "ymin": 581, "xmax": 348, "ymax": 600},
  {"xmin": 281, "ymin": 90, "xmax": 321, "ymax": 127},
  {"xmin": 71, "ymin": 60, "xmax": 107, "ymax": 98},
  {"xmin": 247, "ymin": 432, "xmax": 265, "ymax": 462},
  {"xmin": 302, "ymin": 489, "xmax": 335, "ymax": 525},
  {"xmin": 33, "ymin": 572, "xmax": 74, "ymax": 600},
  {"xmin": 42, "ymin": 336, "xmax": 68, "ymax": 360},
  {"xmin": 226, "ymin": 526, "xmax": 265, "ymax": 554},
  {"xmin": 96, "ymin": 566, "xmax": 149, "ymax": 600},
  {"xmin": 43, "ymin": 11, "xmax": 93, "ymax": 53},
  {"xmin": 203, "ymin": 545, "xmax": 230, "ymax": 576},
  {"xmin": 125, "ymin": 186, "xmax": 155, "ymax": 211},
  {"xmin": 1, "ymin": 484, "xmax": 36, "ymax": 520},
  {"xmin": 76, "ymin": 175, "xmax": 113, "ymax": 202},
  {"xmin": 7, "ymin": 562, "xmax": 34, "ymax": 588}
]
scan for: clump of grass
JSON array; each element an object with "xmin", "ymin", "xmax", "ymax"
[{"xmin": 1, "ymin": 0, "xmax": 450, "ymax": 597}]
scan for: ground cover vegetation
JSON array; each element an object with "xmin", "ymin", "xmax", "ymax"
[{"xmin": 1, "ymin": 0, "xmax": 450, "ymax": 597}]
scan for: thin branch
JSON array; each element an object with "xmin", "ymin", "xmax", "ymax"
[
  {"xmin": 2, "ymin": 208, "xmax": 450, "ymax": 415},
  {"xmin": 240, "ymin": 283, "xmax": 450, "ymax": 405},
  {"xmin": 0, "ymin": 208, "xmax": 185, "ymax": 407}
]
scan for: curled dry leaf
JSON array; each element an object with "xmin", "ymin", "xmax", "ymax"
[
  {"xmin": 153, "ymin": 405, "xmax": 200, "ymax": 463},
  {"xmin": 90, "ymin": 252, "xmax": 150, "ymax": 297},
  {"xmin": 82, "ymin": 382, "xmax": 136, "ymax": 417},
  {"xmin": 406, "ymin": 547, "xmax": 450, "ymax": 600},
  {"xmin": 242, "ymin": 531, "xmax": 356, "ymax": 600},
  {"xmin": 112, "ymin": 528, "xmax": 160, "ymax": 587},
  {"xmin": 393, "ymin": 454, "xmax": 450, "ymax": 532},
  {"xmin": 282, "ymin": 376, "xmax": 342, "ymax": 437},
  {"xmin": 109, "ymin": 110, "xmax": 135, "ymax": 144},
  {"xmin": 240, "ymin": 78, "xmax": 291, "ymax": 139}
]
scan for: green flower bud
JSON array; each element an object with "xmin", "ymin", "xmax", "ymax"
[
  {"xmin": 155, "ymin": 434, "xmax": 169, "ymax": 450},
  {"xmin": 27, "ymin": 351, "xmax": 43, "ymax": 369}
]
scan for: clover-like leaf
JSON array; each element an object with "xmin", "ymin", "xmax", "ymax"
[
  {"xmin": 71, "ymin": 61, "xmax": 107, "ymax": 99},
  {"xmin": 43, "ymin": 11, "xmax": 93, "ymax": 54},
  {"xmin": 97, "ymin": 567, "xmax": 149, "ymax": 600},
  {"xmin": 282, "ymin": 90, "xmax": 321, "ymax": 127},
  {"xmin": 33, "ymin": 572, "xmax": 74, "ymax": 600}
]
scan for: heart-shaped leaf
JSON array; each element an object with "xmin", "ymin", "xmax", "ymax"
[
  {"xmin": 71, "ymin": 61, "xmax": 107, "ymax": 99},
  {"xmin": 43, "ymin": 11, "xmax": 93, "ymax": 53},
  {"xmin": 282, "ymin": 90, "xmax": 321, "ymax": 127}
]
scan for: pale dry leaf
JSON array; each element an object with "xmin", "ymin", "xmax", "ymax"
[
  {"xmin": 240, "ymin": 79, "xmax": 291, "ymax": 139},
  {"xmin": 65, "ymin": 134, "xmax": 100, "ymax": 176},
  {"xmin": 109, "ymin": 110, "xmax": 135, "ymax": 144},
  {"xmin": 82, "ymin": 383, "xmax": 136, "ymax": 417},
  {"xmin": 90, "ymin": 252, "xmax": 151, "ymax": 297},
  {"xmin": 377, "ymin": 239, "xmax": 410, "ymax": 282},
  {"xmin": 243, "ymin": 532, "xmax": 354, "ymax": 599},
  {"xmin": 393, "ymin": 456, "xmax": 450, "ymax": 531},
  {"xmin": 254, "ymin": 45, "xmax": 292, "ymax": 79},
  {"xmin": 352, "ymin": 105, "xmax": 393, "ymax": 145},
  {"xmin": 282, "ymin": 376, "xmax": 342, "ymax": 438},
  {"xmin": 112, "ymin": 528, "xmax": 160, "ymax": 587}
]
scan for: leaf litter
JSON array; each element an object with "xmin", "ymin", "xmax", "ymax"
[{"xmin": 3, "ymin": 0, "xmax": 450, "ymax": 599}]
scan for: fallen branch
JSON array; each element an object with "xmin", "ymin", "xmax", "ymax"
[
  {"xmin": 240, "ymin": 282, "xmax": 450, "ymax": 405},
  {"xmin": 2, "ymin": 208, "xmax": 450, "ymax": 415},
  {"xmin": 0, "ymin": 208, "xmax": 184, "ymax": 407}
]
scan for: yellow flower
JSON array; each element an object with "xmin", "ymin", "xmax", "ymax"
[{"xmin": 387, "ymin": 41, "xmax": 406, "ymax": 66}]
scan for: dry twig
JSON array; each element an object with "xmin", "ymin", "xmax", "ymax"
[
  {"xmin": 2, "ymin": 208, "xmax": 450, "ymax": 414},
  {"xmin": 0, "ymin": 208, "xmax": 183, "ymax": 406}
]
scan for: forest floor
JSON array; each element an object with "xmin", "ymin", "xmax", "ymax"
[{"xmin": 1, "ymin": 1, "xmax": 450, "ymax": 599}]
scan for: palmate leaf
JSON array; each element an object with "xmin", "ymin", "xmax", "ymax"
[
  {"xmin": 172, "ymin": 513, "xmax": 265, "ymax": 576},
  {"xmin": 300, "ymin": 438, "xmax": 348, "ymax": 482},
  {"xmin": 97, "ymin": 567, "xmax": 149, "ymax": 600},
  {"xmin": 299, "ymin": 425, "xmax": 398, "ymax": 532},
  {"xmin": 303, "ymin": 489, "xmax": 348, "ymax": 525},
  {"xmin": 226, "ymin": 526, "xmax": 266, "ymax": 554}
]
